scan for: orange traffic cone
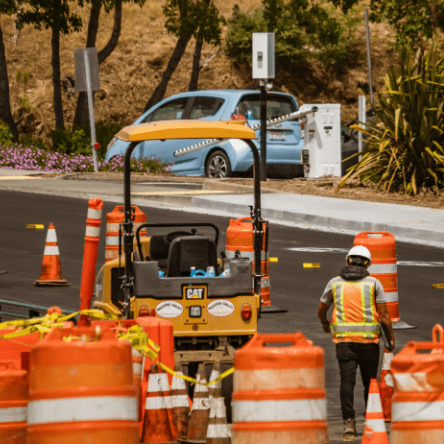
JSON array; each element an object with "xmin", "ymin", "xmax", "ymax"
[
  {"xmin": 207, "ymin": 362, "xmax": 230, "ymax": 444},
  {"xmin": 171, "ymin": 363, "xmax": 190, "ymax": 439},
  {"xmin": 34, "ymin": 223, "xmax": 69, "ymax": 286},
  {"xmin": 142, "ymin": 365, "xmax": 177, "ymax": 444},
  {"xmin": 159, "ymin": 366, "xmax": 180, "ymax": 441},
  {"xmin": 379, "ymin": 350, "xmax": 394, "ymax": 422},
  {"xmin": 180, "ymin": 363, "xmax": 210, "ymax": 444},
  {"xmin": 362, "ymin": 379, "xmax": 389, "ymax": 444}
]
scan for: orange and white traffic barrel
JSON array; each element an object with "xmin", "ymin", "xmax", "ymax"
[
  {"xmin": 390, "ymin": 324, "xmax": 444, "ymax": 444},
  {"xmin": 354, "ymin": 231, "xmax": 414, "ymax": 329},
  {"xmin": 0, "ymin": 361, "xmax": 27, "ymax": 443},
  {"xmin": 105, "ymin": 205, "xmax": 147, "ymax": 262},
  {"xmin": 231, "ymin": 333, "xmax": 328, "ymax": 444},
  {"xmin": 26, "ymin": 325, "xmax": 138, "ymax": 444},
  {"xmin": 226, "ymin": 217, "xmax": 271, "ymax": 306}
]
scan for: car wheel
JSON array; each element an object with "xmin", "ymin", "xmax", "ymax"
[{"xmin": 205, "ymin": 150, "xmax": 232, "ymax": 178}]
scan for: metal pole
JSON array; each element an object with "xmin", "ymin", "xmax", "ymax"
[
  {"xmin": 260, "ymin": 82, "xmax": 267, "ymax": 181},
  {"xmin": 365, "ymin": 8, "xmax": 374, "ymax": 104},
  {"xmin": 83, "ymin": 49, "xmax": 99, "ymax": 172},
  {"xmin": 246, "ymin": 139, "xmax": 262, "ymax": 299},
  {"xmin": 358, "ymin": 95, "xmax": 367, "ymax": 156}
]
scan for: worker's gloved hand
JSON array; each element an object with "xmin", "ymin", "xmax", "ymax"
[{"xmin": 322, "ymin": 321, "xmax": 331, "ymax": 333}]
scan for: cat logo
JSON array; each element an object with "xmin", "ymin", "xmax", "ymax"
[{"xmin": 184, "ymin": 285, "xmax": 206, "ymax": 300}]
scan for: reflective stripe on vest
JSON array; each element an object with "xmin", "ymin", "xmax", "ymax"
[{"xmin": 330, "ymin": 278, "xmax": 379, "ymax": 340}]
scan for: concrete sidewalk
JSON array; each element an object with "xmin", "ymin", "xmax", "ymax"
[{"xmin": 1, "ymin": 168, "xmax": 444, "ymax": 248}]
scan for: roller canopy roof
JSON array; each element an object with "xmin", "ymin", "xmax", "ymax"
[{"xmin": 116, "ymin": 120, "xmax": 257, "ymax": 142}]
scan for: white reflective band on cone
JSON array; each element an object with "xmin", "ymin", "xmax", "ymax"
[
  {"xmin": 44, "ymin": 246, "xmax": 60, "ymax": 255},
  {"xmin": 85, "ymin": 226, "xmax": 100, "ymax": 238},
  {"xmin": 171, "ymin": 396, "xmax": 189, "ymax": 408},
  {"xmin": 207, "ymin": 424, "xmax": 231, "ymax": 438},
  {"xmin": 381, "ymin": 352, "xmax": 393, "ymax": 370},
  {"xmin": 191, "ymin": 397, "xmax": 210, "ymax": 410},
  {"xmin": 368, "ymin": 263, "xmax": 397, "ymax": 274},
  {"xmin": 0, "ymin": 406, "xmax": 27, "ymax": 423},
  {"xmin": 132, "ymin": 362, "xmax": 142, "ymax": 376},
  {"xmin": 232, "ymin": 399, "xmax": 326, "ymax": 422},
  {"xmin": 105, "ymin": 236, "xmax": 120, "ymax": 246},
  {"xmin": 146, "ymin": 396, "xmax": 167, "ymax": 410},
  {"xmin": 392, "ymin": 400, "xmax": 444, "ymax": 422},
  {"xmin": 366, "ymin": 393, "xmax": 383, "ymax": 413},
  {"xmin": 87, "ymin": 208, "xmax": 102, "ymax": 220},
  {"xmin": 365, "ymin": 419, "xmax": 387, "ymax": 432},
  {"xmin": 46, "ymin": 230, "xmax": 57, "ymax": 243},
  {"xmin": 28, "ymin": 396, "xmax": 137, "ymax": 425}
]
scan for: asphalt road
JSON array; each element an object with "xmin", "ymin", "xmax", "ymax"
[{"xmin": 1, "ymin": 189, "xmax": 443, "ymax": 442}]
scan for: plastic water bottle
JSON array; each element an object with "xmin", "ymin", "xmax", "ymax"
[
  {"xmin": 220, "ymin": 268, "xmax": 230, "ymax": 277},
  {"xmin": 158, "ymin": 269, "xmax": 165, "ymax": 278},
  {"xmin": 190, "ymin": 266, "xmax": 196, "ymax": 277},
  {"xmin": 206, "ymin": 266, "xmax": 215, "ymax": 277}
]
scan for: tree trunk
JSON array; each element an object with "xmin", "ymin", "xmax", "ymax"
[
  {"xmin": 98, "ymin": 0, "xmax": 122, "ymax": 64},
  {"xmin": 51, "ymin": 27, "xmax": 64, "ymax": 129},
  {"xmin": 73, "ymin": 0, "xmax": 101, "ymax": 128},
  {"xmin": 144, "ymin": 34, "xmax": 191, "ymax": 111},
  {"xmin": 188, "ymin": 39, "xmax": 203, "ymax": 91},
  {"xmin": 0, "ymin": 24, "xmax": 17, "ymax": 139}
]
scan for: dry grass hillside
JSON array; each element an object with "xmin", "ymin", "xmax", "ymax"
[{"xmin": 1, "ymin": 0, "xmax": 396, "ymax": 138}]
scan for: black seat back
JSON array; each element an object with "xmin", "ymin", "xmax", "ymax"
[{"xmin": 167, "ymin": 236, "xmax": 218, "ymax": 277}]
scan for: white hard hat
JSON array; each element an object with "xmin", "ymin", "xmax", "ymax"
[{"xmin": 346, "ymin": 245, "xmax": 372, "ymax": 263}]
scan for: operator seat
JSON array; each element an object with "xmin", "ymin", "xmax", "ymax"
[{"xmin": 167, "ymin": 236, "xmax": 218, "ymax": 277}]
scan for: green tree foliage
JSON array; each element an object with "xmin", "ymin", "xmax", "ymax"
[
  {"xmin": 19, "ymin": 0, "xmax": 83, "ymax": 129},
  {"xmin": 369, "ymin": 0, "xmax": 444, "ymax": 48},
  {"xmin": 339, "ymin": 45, "xmax": 444, "ymax": 195},
  {"xmin": 225, "ymin": 0, "xmax": 359, "ymax": 70}
]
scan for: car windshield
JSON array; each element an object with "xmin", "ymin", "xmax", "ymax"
[{"xmin": 235, "ymin": 94, "xmax": 297, "ymax": 120}]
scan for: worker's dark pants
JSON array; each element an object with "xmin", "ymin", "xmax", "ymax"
[{"xmin": 335, "ymin": 342, "xmax": 380, "ymax": 420}]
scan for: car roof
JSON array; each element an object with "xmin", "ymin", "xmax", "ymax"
[
  {"xmin": 116, "ymin": 120, "xmax": 258, "ymax": 142},
  {"xmin": 162, "ymin": 89, "xmax": 294, "ymax": 100}
]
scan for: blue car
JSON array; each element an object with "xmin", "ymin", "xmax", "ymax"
[{"xmin": 105, "ymin": 89, "xmax": 304, "ymax": 178}]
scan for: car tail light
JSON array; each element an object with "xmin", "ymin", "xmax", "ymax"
[
  {"xmin": 231, "ymin": 113, "xmax": 246, "ymax": 122},
  {"xmin": 138, "ymin": 305, "xmax": 150, "ymax": 317},
  {"xmin": 241, "ymin": 303, "xmax": 252, "ymax": 321}
]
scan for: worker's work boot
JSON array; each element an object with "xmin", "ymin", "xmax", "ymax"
[{"xmin": 343, "ymin": 418, "xmax": 356, "ymax": 441}]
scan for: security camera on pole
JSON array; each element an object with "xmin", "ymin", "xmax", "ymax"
[
  {"xmin": 74, "ymin": 48, "xmax": 100, "ymax": 172},
  {"xmin": 252, "ymin": 33, "xmax": 275, "ymax": 181}
]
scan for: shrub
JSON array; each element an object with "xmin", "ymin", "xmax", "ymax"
[
  {"xmin": 339, "ymin": 44, "xmax": 444, "ymax": 195},
  {"xmin": 0, "ymin": 120, "xmax": 14, "ymax": 147},
  {"xmin": 49, "ymin": 127, "xmax": 91, "ymax": 156}
]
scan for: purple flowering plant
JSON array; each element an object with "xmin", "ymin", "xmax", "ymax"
[{"xmin": 0, "ymin": 145, "xmax": 173, "ymax": 174}]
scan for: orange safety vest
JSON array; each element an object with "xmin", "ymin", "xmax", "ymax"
[{"xmin": 330, "ymin": 276, "xmax": 380, "ymax": 343}]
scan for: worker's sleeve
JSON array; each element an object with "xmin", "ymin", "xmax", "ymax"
[
  {"xmin": 374, "ymin": 278, "xmax": 390, "ymax": 303},
  {"xmin": 320, "ymin": 280, "xmax": 334, "ymax": 305}
]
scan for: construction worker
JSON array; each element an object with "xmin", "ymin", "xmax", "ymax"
[{"xmin": 317, "ymin": 245, "xmax": 394, "ymax": 442}]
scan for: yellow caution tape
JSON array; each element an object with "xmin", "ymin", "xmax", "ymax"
[
  {"xmin": 0, "ymin": 310, "xmax": 234, "ymax": 386},
  {"xmin": 269, "ymin": 257, "xmax": 278, "ymax": 263},
  {"xmin": 303, "ymin": 263, "xmax": 321, "ymax": 268},
  {"xmin": 26, "ymin": 224, "xmax": 45, "ymax": 229}
]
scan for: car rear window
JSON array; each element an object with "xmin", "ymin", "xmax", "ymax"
[
  {"xmin": 235, "ymin": 94, "xmax": 297, "ymax": 120},
  {"xmin": 188, "ymin": 97, "xmax": 224, "ymax": 119},
  {"xmin": 144, "ymin": 98, "xmax": 188, "ymax": 122}
]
